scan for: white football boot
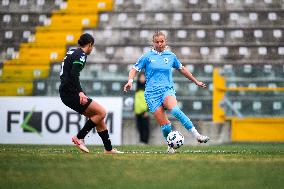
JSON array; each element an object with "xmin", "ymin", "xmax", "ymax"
[
  {"xmin": 104, "ymin": 148, "xmax": 124, "ymax": 154},
  {"xmin": 167, "ymin": 146, "xmax": 176, "ymax": 154},
  {"xmin": 197, "ymin": 135, "xmax": 210, "ymax": 143}
]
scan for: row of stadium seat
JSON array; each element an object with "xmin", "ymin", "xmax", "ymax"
[
  {"xmin": 33, "ymin": 75, "xmax": 283, "ymax": 97},
  {"xmin": 88, "ymin": 28, "xmax": 284, "ymax": 45},
  {"xmin": 48, "ymin": 62, "xmax": 284, "ymax": 80},
  {"xmin": 0, "ymin": 0, "xmax": 63, "ymax": 13},
  {"xmin": 1, "ymin": 13, "xmax": 50, "ymax": 27},
  {"xmin": 31, "ymin": 78, "xmax": 284, "ymax": 117},
  {"xmin": 113, "ymin": 0, "xmax": 284, "ymax": 11},
  {"xmin": 97, "ymin": 11, "xmax": 284, "ymax": 28},
  {"xmin": 3, "ymin": 28, "xmax": 283, "ymax": 47},
  {"xmin": 2, "ymin": 0, "xmax": 283, "ymax": 13},
  {"xmin": 2, "ymin": 12, "xmax": 283, "ymax": 28},
  {"xmin": 87, "ymin": 45, "xmax": 284, "ymax": 63}
]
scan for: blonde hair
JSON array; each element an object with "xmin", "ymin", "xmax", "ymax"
[{"xmin": 152, "ymin": 31, "xmax": 166, "ymax": 42}]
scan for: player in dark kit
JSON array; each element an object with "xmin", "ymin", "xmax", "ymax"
[{"xmin": 59, "ymin": 33, "xmax": 123, "ymax": 154}]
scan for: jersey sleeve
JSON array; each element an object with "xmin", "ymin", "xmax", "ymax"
[
  {"xmin": 173, "ymin": 54, "xmax": 183, "ymax": 69},
  {"xmin": 70, "ymin": 53, "xmax": 86, "ymax": 93},
  {"xmin": 133, "ymin": 54, "xmax": 148, "ymax": 72}
]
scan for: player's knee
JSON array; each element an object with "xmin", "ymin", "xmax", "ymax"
[{"xmin": 98, "ymin": 108, "xmax": 107, "ymax": 120}]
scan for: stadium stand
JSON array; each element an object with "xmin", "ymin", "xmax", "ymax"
[
  {"xmin": 1, "ymin": 0, "xmax": 284, "ymax": 120},
  {"xmin": 0, "ymin": 0, "xmax": 113, "ymax": 95}
]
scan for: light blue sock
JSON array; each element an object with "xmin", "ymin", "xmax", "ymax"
[
  {"xmin": 170, "ymin": 106, "xmax": 194, "ymax": 130},
  {"xmin": 160, "ymin": 123, "xmax": 172, "ymax": 140}
]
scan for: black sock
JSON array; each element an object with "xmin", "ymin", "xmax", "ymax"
[
  {"xmin": 98, "ymin": 130, "xmax": 112, "ymax": 151},
  {"xmin": 77, "ymin": 119, "xmax": 96, "ymax": 139}
]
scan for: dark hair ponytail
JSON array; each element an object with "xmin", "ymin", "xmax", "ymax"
[{"xmin": 78, "ymin": 33, "xmax": 94, "ymax": 47}]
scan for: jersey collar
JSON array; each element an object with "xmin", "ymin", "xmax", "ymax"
[{"xmin": 151, "ymin": 49, "xmax": 167, "ymax": 55}]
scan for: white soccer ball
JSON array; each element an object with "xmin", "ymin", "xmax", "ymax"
[{"xmin": 166, "ymin": 131, "xmax": 184, "ymax": 149}]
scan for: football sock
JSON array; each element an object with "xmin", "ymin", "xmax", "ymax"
[
  {"xmin": 170, "ymin": 106, "xmax": 200, "ymax": 138},
  {"xmin": 77, "ymin": 119, "xmax": 96, "ymax": 139},
  {"xmin": 98, "ymin": 130, "xmax": 113, "ymax": 151},
  {"xmin": 160, "ymin": 123, "xmax": 172, "ymax": 140}
]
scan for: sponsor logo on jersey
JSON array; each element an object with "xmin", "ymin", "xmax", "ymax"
[
  {"xmin": 164, "ymin": 58, "xmax": 169, "ymax": 63},
  {"xmin": 80, "ymin": 56, "xmax": 86, "ymax": 62}
]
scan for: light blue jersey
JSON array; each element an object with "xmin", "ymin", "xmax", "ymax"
[{"xmin": 133, "ymin": 49, "xmax": 183, "ymax": 112}]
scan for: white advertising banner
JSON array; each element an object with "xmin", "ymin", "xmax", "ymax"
[{"xmin": 0, "ymin": 97, "xmax": 123, "ymax": 145}]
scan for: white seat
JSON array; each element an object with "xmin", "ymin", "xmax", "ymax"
[
  {"xmin": 204, "ymin": 65, "xmax": 213, "ymax": 73},
  {"xmin": 278, "ymin": 47, "xmax": 284, "ymax": 55},
  {"xmin": 263, "ymin": 65, "xmax": 272, "ymax": 73},
  {"xmin": 215, "ymin": 30, "xmax": 224, "ymax": 38},
  {"xmin": 136, "ymin": 13, "xmax": 145, "ymax": 21},
  {"xmin": 37, "ymin": 0, "xmax": 45, "ymax": 6},
  {"xmin": 233, "ymin": 101, "xmax": 242, "ymax": 110},
  {"xmin": 196, "ymin": 30, "xmax": 206, "ymax": 38},
  {"xmin": 193, "ymin": 101, "xmax": 202, "ymax": 110},
  {"xmin": 173, "ymin": 13, "xmax": 183, "ymax": 21},
  {"xmin": 118, "ymin": 13, "xmax": 127, "ymax": 22},
  {"xmin": 258, "ymin": 47, "xmax": 267, "ymax": 55},
  {"xmin": 177, "ymin": 30, "xmax": 187, "ymax": 38},
  {"xmin": 181, "ymin": 47, "xmax": 190, "ymax": 56},
  {"xmin": 93, "ymin": 82, "xmax": 102, "ymax": 91},
  {"xmin": 273, "ymin": 30, "xmax": 282, "ymax": 38},
  {"xmin": 192, "ymin": 13, "xmax": 201, "ymax": 21},
  {"xmin": 211, "ymin": 13, "xmax": 220, "ymax": 21},
  {"xmin": 5, "ymin": 31, "xmax": 13, "ymax": 39},
  {"xmin": 254, "ymin": 30, "xmax": 263, "ymax": 38},
  {"xmin": 239, "ymin": 47, "xmax": 249, "ymax": 56},
  {"xmin": 244, "ymin": 65, "xmax": 252, "ymax": 73},
  {"xmin": 140, "ymin": 30, "xmax": 149, "ymax": 38},
  {"xmin": 245, "ymin": 0, "xmax": 254, "ymax": 4},
  {"xmin": 155, "ymin": 13, "xmax": 164, "ymax": 21},
  {"xmin": 273, "ymin": 102, "xmax": 282, "ymax": 110},
  {"xmin": 249, "ymin": 13, "xmax": 258, "ymax": 21},
  {"xmin": 2, "ymin": 0, "xmax": 9, "ymax": 6},
  {"xmin": 200, "ymin": 47, "xmax": 209, "ymax": 55},
  {"xmin": 252, "ymin": 101, "xmax": 262, "ymax": 111},
  {"xmin": 115, "ymin": 0, "xmax": 123, "ymax": 5},
  {"xmin": 6, "ymin": 47, "xmax": 14, "ymax": 55},
  {"xmin": 189, "ymin": 0, "xmax": 198, "ymax": 5},
  {"xmin": 268, "ymin": 12, "xmax": 277, "ymax": 21},
  {"xmin": 100, "ymin": 13, "xmax": 109, "ymax": 22},
  {"xmin": 219, "ymin": 47, "xmax": 228, "ymax": 56},
  {"xmin": 112, "ymin": 82, "xmax": 121, "ymax": 91},
  {"xmin": 230, "ymin": 13, "xmax": 239, "ymax": 21},
  {"xmin": 208, "ymin": 0, "xmax": 216, "ymax": 4},
  {"xmin": 231, "ymin": 30, "xmax": 244, "ymax": 38},
  {"xmin": 264, "ymin": 0, "xmax": 272, "ymax": 4},
  {"xmin": 226, "ymin": 0, "xmax": 234, "ymax": 4},
  {"xmin": 3, "ymin": 14, "xmax": 11, "ymax": 23},
  {"xmin": 21, "ymin": 14, "xmax": 29, "ymax": 23},
  {"xmin": 20, "ymin": 0, "xmax": 27, "ymax": 6}
]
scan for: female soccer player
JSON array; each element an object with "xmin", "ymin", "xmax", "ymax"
[
  {"xmin": 59, "ymin": 33, "xmax": 122, "ymax": 154},
  {"xmin": 124, "ymin": 31, "xmax": 209, "ymax": 153}
]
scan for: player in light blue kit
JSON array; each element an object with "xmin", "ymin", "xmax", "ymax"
[{"xmin": 124, "ymin": 31, "xmax": 209, "ymax": 153}]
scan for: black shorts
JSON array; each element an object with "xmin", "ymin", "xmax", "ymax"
[{"xmin": 60, "ymin": 92, "xmax": 92, "ymax": 114}]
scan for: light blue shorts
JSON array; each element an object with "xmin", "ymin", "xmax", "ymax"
[{"xmin": 144, "ymin": 87, "xmax": 176, "ymax": 113}]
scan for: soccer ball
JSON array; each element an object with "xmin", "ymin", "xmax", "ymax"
[{"xmin": 166, "ymin": 131, "xmax": 184, "ymax": 149}]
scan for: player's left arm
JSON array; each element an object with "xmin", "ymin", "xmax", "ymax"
[{"xmin": 178, "ymin": 66, "xmax": 206, "ymax": 88}]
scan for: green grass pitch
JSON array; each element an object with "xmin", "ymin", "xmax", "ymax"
[{"xmin": 0, "ymin": 143, "xmax": 283, "ymax": 189}]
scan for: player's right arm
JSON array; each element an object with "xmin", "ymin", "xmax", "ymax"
[
  {"xmin": 124, "ymin": 53, "xmax": 147, "ymax": 92},
  {"xmin": 124, "ymin": 68, "xmax": 137, "ymax": 92}
]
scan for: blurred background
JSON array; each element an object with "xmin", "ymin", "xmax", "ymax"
[{"xmin": 0, "ymin": 0, "xmax": 283, "ymax": 145}]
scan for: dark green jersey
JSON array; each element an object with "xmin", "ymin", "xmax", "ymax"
[{"xmin": 59, "ymin": 48, "xmax": 87, "ymax": 94}]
